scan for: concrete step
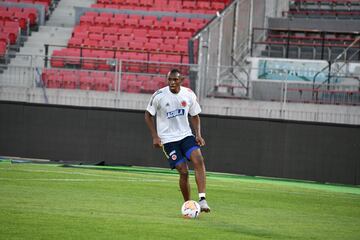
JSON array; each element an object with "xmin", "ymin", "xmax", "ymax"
[
  {"xmin": 46, "ymin": 0, "xmax": 95, "ymax": 27},
  {"xmin": 8, "ymin": 26, "xmax": 73, "ymax": 67}
]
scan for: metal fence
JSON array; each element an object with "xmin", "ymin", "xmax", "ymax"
[
  {"xmin": 192, "ymin": 0, "xmax": 289, "ymax": 99},
  {"xmin": 1, "ymin": 54, "xmax": 360, "ymax": 126},
  {"xmin": 1, "ymin": 54, "xmax": 360, "ymax": 103}
]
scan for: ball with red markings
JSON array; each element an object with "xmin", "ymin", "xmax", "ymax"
[{"xmin": 181, "ymin": 200, "xmax": 201, "ymax": 219}]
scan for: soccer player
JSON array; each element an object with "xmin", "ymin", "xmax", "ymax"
[{"xmin": 144, "ymin": 69, "xmax": 211, "ymax": 213}]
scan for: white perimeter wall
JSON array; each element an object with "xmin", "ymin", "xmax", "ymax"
[{"xmin": 1, "ymin": 85, "xmax": 359, "ymax": 125}]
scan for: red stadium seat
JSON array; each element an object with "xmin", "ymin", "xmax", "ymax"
[
  {"xmin": 178, "ymin": 31, "xmax": 192, "ymax": 38},
  {"xmin": 126, "ymin": 77, "xmax": 142, "ymax": 93},
  {"xmin": 82, "ymin": 52, "xmax": 97, "ymax": 70},
  {"xmin": 197, "ymin": 1, "xmax": 211, "ymax": 10},
  {"xmin": 46, "ymin": 73, "xmax": 63, "ymax": 88},
  {"xmin": 153, "ymin": 76, "xmax": 166, "ymax": 88},
  {"xmin": 162, "ymin": 30, "xmax": 177, "ymax": 38},
  {"xmin": 183, "ymin": 1, "xmax": 196, "ymax": 9},
  {"xmin": 119, "ymin": 27, "xmax": 133, "ymax": 35},
  {"xmin": 139, "ymin": 19, "xmax": 153, "ymax": 28},
  {"xmin": 97, "ymin": 50, "xmax": 114, "ymax": 70},
  {"xmin": 68, "ymin": 37, "xmax": 83, "ymax": 47},
  {"xmin": 142, "ymin": 76, "xmax": 161, "ymax": 92},
  {"xmin": 79, "ymin": 76, "xmax": 94, "ymax": 90},
  {"xmin": 149, "ymin": 38, "xmax": 163, "ymax": 45},
  {"xmin": 148, "ymin": 29, "xmax": 162, "ymax": 38},
  {"xmin": 51, "ymin": 50, "xmax": 66, "ymax": 67},
  {"xmin": 104, "ymin": 34, "xmax": 118, "ymax": 42},
  {"xmin": 80, "ymin": 15, "xmax": 95, "ymax": 25},
  {"xmin": 129, "ymin": 41, "xmax": 144, "ymax": 50},
  {"xmin": 124, "ymin": 18, "xmax": 138, "ymax": 27},
  {"xmin": 212, "ymin": 2, "xmax": 225, "ymax": 11},
  {"xmin": 22, "ymin": 8, "xmax": 38, "ymax": 26},
  {"xmin": 103, "ymin": 26, "xmax": 118, "ymax": 35},
  {"xmin": 65, "ymin": 49, "xmax": 81, "ymax": 65},
  {"xmin": 73, "ymin": 31, "xmax": 88, "ymax": 39},
  {"xmin": 133, "ymin": 28, "xmax": 147, "ymax": 37},
  {"xmin": 183, "ymin": 22, "xmax": 198, "ymax": 32},
  {"xmin": 89, "ymin": 25, "xmax": 103, "ymax": 33},
  {"xmin": 63, "ymin": 72, "xmax": 78, "ymax": 89},
  {"xmin": 83, "ymin": 39, "xmax": 98, "ymax": 48},
  {"xmin": 99, "ymin": 39, "xmax": 115, "ymax": 49},
  {"xmin": 0, "ymin": 41, "xmax": 8, "ymax": 57},
  {"xmin": 85, "ymin": 12, "xmax": 99, "ymax": 17},
  {"xmin": 89, "ymin": 32, "xmax": 103, "ymax": 41},
  {"xmin": 95, "ymin": 16, "xmax": 110, "ymax": 26},
  {"xmin": 139, "ymin": 0, "xmax": 152, "ymax": 7},
  {"xmin": 115, "ymin": 40, "xmax": 129, "ymax": 49},
  {"xmin": 100, "ymin": 12, "xmax": 114, "ymax": 18},
  {"xmin": 174, "ymin": 45, "xmax": 187, "ymax": 53},
  {"xmin": 145, "ymin": 42, "xmax": 159, "ymax": 51},
  {"xmin": 164, "ymin": 38, "xmax": 178, "ymax": 45}
]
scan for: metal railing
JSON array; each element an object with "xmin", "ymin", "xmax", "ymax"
[
  {"xmin": 1, "ymin": 54, "xmax": 360, "ymax": 125},
  {"xmin": 252, "ymin": 28, "xmax": 360, "ymax": 61}
]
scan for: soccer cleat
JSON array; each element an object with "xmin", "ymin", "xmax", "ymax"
[{"xmin": 199, "ymin": 199, "xmax": 211, "ymax": 212}]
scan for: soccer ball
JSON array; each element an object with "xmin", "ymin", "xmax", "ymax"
[{"xmin": 181, "ymin": 200, "xmax": 201, "ymax": 219}]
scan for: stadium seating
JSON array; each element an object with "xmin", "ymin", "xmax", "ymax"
[
  {"xmin": 0, "ymin": 40, "xmax": 8, "ymax": 59},
  {"xmin": 0, "ymin": 0, "xmax": 60, "ymax": 68},
  {"xmin": 0, "ymin": 5, "xmax": 38, "ymax": 30},
  {"xmin": 44, "ymin": 0, "xmax": 226, "ymax": 93},
  {"xmin": 50, "ymin": 12, "xmax": 208, "ymax": 72},
  {"xmin": 41, "ymin": 68, "xmax": 190, "ymax": 93},
  {"xmin": 257, "ymin": 28, "xmax": 360, "ymax": 60},
  {"xmin": 0, "ymin": 9, "xmax": 24, "ymax": 63},
  {"xmin": 93, "ymin": 0, "xmax": 231, "ymax": 14},
  {"xmin": 5, "ymin": 0, "xmax": 51, "ymax": 19},
  {"xmin": 286, "ymin": 0, "xmax": 360, "ymax": 19},
  {"xmin": 0, "ymin": 21, "xmax": 21, "ymax": 45},
  {"xmin": 254, "ymin": 0, "xmax": 360, "ymax": 61}
]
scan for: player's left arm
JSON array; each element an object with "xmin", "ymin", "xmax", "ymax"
[{"xmin": 190, "ymin": 115, "xmax": 205, "ymax": 147}]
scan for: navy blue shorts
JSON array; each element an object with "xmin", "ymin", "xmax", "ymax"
[{"xmin": 162, "ymin": 136, "xmax": 200, "ymax": 169}]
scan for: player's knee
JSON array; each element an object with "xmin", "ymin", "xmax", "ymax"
[
  {"xmin": 192, "ymin": 155, "xmax": 205, "ymax": 167},
  {"xmin": 178, "ymin": 169, "xmax": 189, "ymax": 178}
]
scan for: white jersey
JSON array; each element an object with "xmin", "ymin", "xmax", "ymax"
[{"xmin": 146, "ymin": 86, "xmax": 201, "ymax": 144}]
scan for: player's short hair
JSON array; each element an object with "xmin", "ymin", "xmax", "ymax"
[{"xmin": 167, "ymin": 69, "xmax": 181, "ymax": 79}]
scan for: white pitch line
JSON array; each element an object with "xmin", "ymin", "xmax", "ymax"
[
  {"xmin": 0, "ymin": 167, "xmax": 169, "ymax": 182},
  {"xmin": 0, "ymin": 177, "xmax": 165, "ymax": 182},
  {"xmin": 0, "ymin": 167, "xmax": 112, "ymax": 178}
]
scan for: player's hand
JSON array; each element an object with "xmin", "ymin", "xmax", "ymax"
[
  {"xmin": 196, "ymin": 135, "xmax": 205, "ymax": 147},
  {"xmin": 152, "ymin": 136, "xmax": 162, "ymax": 148}
]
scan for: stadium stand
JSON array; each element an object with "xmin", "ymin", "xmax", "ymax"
[
  {"xmin": 40, "ymin": 67, "xmax": 190, "ymax": 92},
  {"xmin": 247, "ymin": 1, "xmax": 360, "ymax": 106},
  {"xmin": 287, "ymin": 0, "xmax": 360, "ymax": 19},
  {"xmin": 92, "ymin": 0, "xmax": 231, "ymax": 14},
  {"xmin": 0, "ymin": 0, "xmax": 57, "ymax": 66},
  {"xmin": 41, "ymin": 0, "xmax": 227, "ymax": 93},
  {"xmin": 253, "ymin": 1, "xmax": 360, "ymax": 61},
  {"xmin": 4, "ymin": 0, "xmax": 55, "ymax": 19},
  {"xmin": 1, "ymin": 0, "xmax": 359, "ymax": 124}
]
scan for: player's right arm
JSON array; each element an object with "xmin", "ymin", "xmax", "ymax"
[
  {"xmin": 144, "ymin": 111, "xmax": 162, "ymax": 148},
  {"xmin": 145, "ymin": 90, "xmax": 162, "ymax": 148}
]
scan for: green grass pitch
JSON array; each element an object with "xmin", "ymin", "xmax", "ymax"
[{"xmin": 0, "ymin": 160, "xmax": 359, "ymax": 240}]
